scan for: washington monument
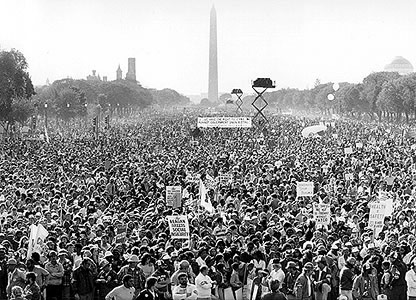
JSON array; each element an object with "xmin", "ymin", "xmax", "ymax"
[{"xmin": 208, "ymin": 5, "xmax": 218, "ymax": 103}]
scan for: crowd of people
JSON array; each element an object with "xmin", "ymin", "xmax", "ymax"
[{"xmin": 1, "ymin": 109, "xmax": 416, "ymax": 300}]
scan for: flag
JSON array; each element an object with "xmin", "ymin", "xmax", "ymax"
[
  {"xmin": 27, "ymin": 224, "xmax": 49, "ymax": 259},
  {"xmin": 199, "ymin": 179, "xmax": 214, "ymax": 213},
  {"xmin": 205, "ymin": 173, "xmax": 216, "ymax": 190},
  {"xmin": 143, "ymin": 200, "xmax": 156, "ymax": 219}
]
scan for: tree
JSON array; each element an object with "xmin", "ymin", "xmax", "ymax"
[
  {"xmin": 150, "ymin": 88, "xmax": 190, "ymax": 107},
  {"xmin": 361, "ymin": 71, "xmax": 401, "ymax": 120},
  {"xmin": 0, "ymin": 49, "xmax": 35, "ymax": 132}
]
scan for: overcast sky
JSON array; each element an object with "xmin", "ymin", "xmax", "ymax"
[{"xmin": 1, "ymin": 0, "xmax": 415, "ymax": 96}]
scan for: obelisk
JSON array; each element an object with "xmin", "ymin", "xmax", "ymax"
[{"xmin": 208, "ymin": 5, "xmax": 218, "ymax": 103}]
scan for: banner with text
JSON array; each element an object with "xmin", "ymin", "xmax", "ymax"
[
  {"xmin": 197, "ymin": 117, "xmax": 252, "ymax": 128},
  {"xmin": 297, "ymin": 182, "xmax": 314, "ymax": 197},
  {"xmin": 167, "ymin": 215, "xmax": 190, "ymax": 239}
]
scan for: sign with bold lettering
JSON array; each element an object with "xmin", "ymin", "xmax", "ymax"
[
  {"xmin": 166, "ymin": 186, "xmax": 182, "ymax": 208},
  {"xmin": 197, "ymin": 117, "xmax": 252, "ymax": 128},
  {"xmin": 116, "ymin": 225, "xmax": 127, "ymax": 243},
  {"xmin": 313, "ymin": 203, "xmax": 330, "ymax": 229},
  {"xmin": 167, "ymin": 215, "xmax": 190, "ymax": 239},
  {"xmin": 296, "ymin": 182, "xmax": 314, "ymax": 197},
  {"xmin": 368, "ymin": 202, "xmax": 386, "ymax": 237},
  {"xmin": 219, "ymin": 173, "xmax": 233, "ymax": 185}
]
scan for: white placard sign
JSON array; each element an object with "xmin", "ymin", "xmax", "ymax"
[
  {"xmin": 345, "ymin": 173, "xmax": 354, "ymax": 181},
  {"xmin": 313, "ymin": 203, "xmax": 331, "ymax": 228},
  {"xmin": 197, "ymin": 117, "xmax": 252, "ymax": 128},
  {"xmin": 166, "ymin": 186, "xmax": 182, "ymax": 208},
  {"xmin": 344, "ymin": 147, "xmax": 353, "ymax": 155},
  {"xmin": 356, "ymin": 142, "xmax": 363, "ymax": 148},
  {"xmin": 297, "ymin": 182, "xmax": 314, "ymax": 197},
  {"xmin": 368, "ymin": 202, "xmax": 386, "ymax": 237},
  {"xmin": 167, "ymin": 215, "xmax": 190, "ymax": 239}
]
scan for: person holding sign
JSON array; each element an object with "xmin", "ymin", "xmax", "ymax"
[{"xmin": 172, "ymin": 273, "xmax": 197, "ymax": 300}]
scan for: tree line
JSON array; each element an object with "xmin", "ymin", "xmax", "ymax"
[
  {"xmin": 237, "ymin": 72, "xmax": 416, "ymax": 122},
  {"xmin": 0, "ymin": 49, "xmax": 190, "ymax": 133}
]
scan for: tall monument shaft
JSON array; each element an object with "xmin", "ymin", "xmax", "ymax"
[{"xmin": 208, "ymin": 6, "xmax": 218, "ymax": 103}]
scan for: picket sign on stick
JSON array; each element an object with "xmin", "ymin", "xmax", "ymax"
[
  {"xmin": 167, "ymin": 215, "xmax": 190, "ymax": 239},
  {"xmin": 368, "ymin": 202, "xmax": 386, "ymax": 239}
]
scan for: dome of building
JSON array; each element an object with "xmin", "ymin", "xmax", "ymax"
[{"xmin": 384, "ymin": 56, "xmax": 414, "ymax": 75}]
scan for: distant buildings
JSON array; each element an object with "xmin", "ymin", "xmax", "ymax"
[
  {"xmin": 384, "ymin": 56, "xmax": 414, "ymax": 75},
  {"xmin": 86, "ymin": 58, "xmax": 138, "ymax": 82}
]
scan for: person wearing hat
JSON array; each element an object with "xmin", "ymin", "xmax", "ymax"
[
  {"xmin": 282, "ymin": 261, "xmax": 300, "ymax": 300},
  {"xmin": 73, "ymin": 257, "xmax": 96, "ymax": 300},
  {"xmin": 352, "ymin": 263, "xmax": 379, "ymax": 300},
  {"xmin": 0, "ymin": 245, "xmax": 7, "ymax": 299},
  {"xmin": 250, "ymin": 269, "xmax": 270, "ymax": 300},
  {"xmin": 339, "ymin": 257, "xmax": 356, "ymax": 300},
  {"xmin": 312, "ymin": 256, "xmax": 331, "ymax": 300},
  {"xmin": 294, "ymin": 262, "xmax": 314, "ymax": 300},
  {"xmin": 117, "ymin": 255, "xmax": 146, "ymax": 298},
  {"xmin": 96, "ymin": 259, "xmax": 118, "ymax": 300},
  {"xmin": 172, "ymin": 272, "xmax": 197, "ymax": 300},
  {"xmin": 270, "ymin": 259, "xmax": 285, "ymax": 290},
  {"xmin": 6, "ymin": 258, "xmax": 26, "ymax": 298}
]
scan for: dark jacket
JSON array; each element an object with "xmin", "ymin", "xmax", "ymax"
[
  {"xmin": 72, "ymin": 266, "xmax": 95, "ymax": 295},
  {"xmin": 294, "ymin": 273, "xmax": 314, "ymax": 300},
  {"xmin": 137, "ymin": 289, "xmax": 159, "ymax": 300},
  {"xmin": 339, "ymin": 266, "xmax": 354, "ymax": 290}
]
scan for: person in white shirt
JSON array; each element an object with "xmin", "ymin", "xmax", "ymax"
[
  {"xmin": 172, "ymin": 273, "xmax": 198, "ymax": 300},
  {"xmin": 269, "ymin": 259, "xmax": 285, "ymax": 290},
  {"xmin": 105, "ymin": 274, "xmax": 136, "ymax": 300},
  {"xmin": 195, "ymin": 266, "xmax": 214, "ymax": 300},
  {"xmin": 405, "ymin": 261, "xmax": 416, "ymax": 299}
]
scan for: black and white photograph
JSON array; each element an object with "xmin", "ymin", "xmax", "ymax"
[{"xmin": 1, "ymin": 1, "xmax": 416, "ymax": 300}]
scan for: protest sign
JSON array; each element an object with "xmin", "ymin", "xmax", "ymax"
[
  {"xmin": 345, "ymin": 173, "xmax": 354, "ymax": 181},
  {"xmin": 219, "ymin": 173, "xmax": 233, "ymax": 185},
  {"xmin": 186, "ymin": 173, "xmax": 200, "ymax": 183},
  {"xmin": 313, "ymin": 203, "xmax": 330, "ymax": 229},
  {"xmin": 296, "ymin": 182, "xmax": 314, "ymax": 197},
  {"xmin": 332, "ymin": 134, "xmax": 338, "ymax": 139},
  {"xmin": 167, "ymin": 215, "xmax": 190, "ymax": 239},
  {"xmin": 378, "ymin": 191, "xmax": 393, "ymax": 217},
  {"xmin": 368, "ymin": 202, "xmax": 386, "ymax": 237},
  {"xmin": 116, "ymin": 225, "xmax": 127, "ymax": 243},
  {"xmin": 356, "ymin": 142, "xmax": 363, "ymax": 148},
  {"xmin": 197, "ymin": 117, "xmax": 252, "ymax": 128},
  {"xmin": 344, "ymin": 147, "xmax": 353, "ymax": 155},
  {"xmin": 166, "ymin": 186, "xmax": 182, "ymax": 208}
]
